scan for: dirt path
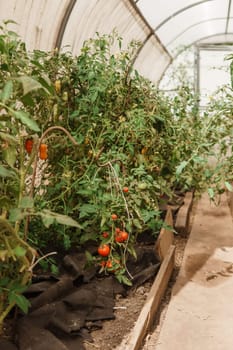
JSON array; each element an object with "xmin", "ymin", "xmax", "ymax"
[{"xmin": 146, "ymin": 192, "xmax": 233, "ymax": 350}]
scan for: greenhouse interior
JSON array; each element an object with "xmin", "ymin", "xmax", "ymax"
[{"xmin": 1, "ymin": 1, "xmax": 233, "ymax": 349}]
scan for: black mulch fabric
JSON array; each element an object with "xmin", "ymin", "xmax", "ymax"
[{"xmin": 1, "ymin": 245, "xmax": 160, "ymax": 350}]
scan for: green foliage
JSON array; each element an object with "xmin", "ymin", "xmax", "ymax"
[{"xmin": 0, "ymin": 22, "xmax": 233, "ymax": 314}]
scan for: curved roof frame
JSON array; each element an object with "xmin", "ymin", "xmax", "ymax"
[
  {"xmin": 136, "ymin": 0, "xmax": 233, "ymax": 56},
  {"xmin": 167, "ymin": 17, "xmax": 233, "ymax": 47},
  {"xmin": 55, "ymin": 0, "xmax": 77, "ymax": 49},
  {"xmin": 0, "ymin": 0, "xmax": 232, "ymax": 83},
  {"xmin": 158, "ymin": 31, "xmax": 233, "ymax": 87},
  {"xmin": 154, "ymin": 0, "xmax": 215, "ymax": 31}
]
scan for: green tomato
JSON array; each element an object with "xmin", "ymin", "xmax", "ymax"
[{"xmin": 137, "ymin": 182, "xmax": 147, "ymax": 190}]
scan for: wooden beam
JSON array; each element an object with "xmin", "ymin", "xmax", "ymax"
[
  {"xmin": 119, "ymin": 245, "xmax": 175, "ymax": 350},
  {"xmin": 155, "ymin": 207, "xmax": 174, "ymax": 261},
  {"xmin": 175, "ymin": 191, "xmax": 194, "ymax": 236}
]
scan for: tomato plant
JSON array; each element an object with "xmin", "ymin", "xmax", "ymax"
[
  {"xmin": 0, "ymin": 23, "xmax": 82, "ymax": 332},
  {"xmin": 1, "ymin": 23, "xmax": 233, "ymax": 326}
]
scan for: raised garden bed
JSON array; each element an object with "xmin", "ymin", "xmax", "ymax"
[
  {"xmin": 0, "ymin": 193, "xmax": 196, "ymax": 350},
  {"xmin": 0, "ymin": 209, "xmax": 170, "ymax": 349}
]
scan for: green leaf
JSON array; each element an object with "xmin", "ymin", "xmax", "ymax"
[
  {"xmin": 13, "ymin": 246, "xmax": 27, "ymax": 257},
  {"xmin": 90, "ymin": 90, "xmax": 98, "ymax": 103},
  {"xmin": 37, "ymin": 75, "xmax": 53, "ymax": 94},
  {"xmin": 0, "ymin": 37, "xmax": 5, "ymax": 53},
  {"xmin": 79, "ymin": 204, "xmax": 98, "ymax": 219},
  {"xmin": 51, "ymin": 264, "xmax": 59, "ymax": 275},
  {"xmin": 0, "ymin": 277, "xmax": 10, "ymax": 287},
  {"xmin": 141, "ymin": 209, "xmax": 158, "ymax": 223},
  {"xmin": 207, "ymin": 187, "xmax": 215, "ymax": 199},
  {"xmin": 127, "ymin": 245, "xmax": 137, "ymax": 260},
  {"xmin": 0, "ymin": 132, "xmax": 17, "ymax": 144},
  {"xmin": 8, "ymin": 292, "xmax": 30, "ymax": 314},
  {"xmin": 0, "ymin": 164, "xmax": 16, "ymax": 178},
  {"xmin": 40, "ymin": 210, "xmax": 82, "ymax": 228},
  {"xmin": 1, "ymin": 80, "xmax": 13, "ymax": 102},
  {"xmin": 132, "ymin": 218, "xmax": 143, "ymax": 229},
  {"xmin": 41, "ymin": 214, "xmax": 55, "ymax": 228},
  {"xmin": 225, "ymin": 181, "xmax": 233, "ymax": 192},
  {"xmin": 4, "ymin": 19, "xmax": 18, "ymax": 26},
  {"xmin": 193, "ymin": 156, "xmax": 206, "ymax": 164},
  {"xmin": 79, "ymin": 232, "xmax": 97, "ymax": 244},
  {"xmin": 17, "ymin": 76, "xmax": 48, "ymax": 95},
  {"xmin": 21, "ymin": 93, "xmax": 35, "ymax": 107},
  {"xmin": 12, "ymin": 110, "xmax": 40, "ymax": 132},
  {"xmin": 154, "ymin": 114, "xmax": 165, "ymax": 122},
  {"xmin": 176, "ymin": 161, "xmax": 188, "ymax": 176},
  {"xmin": 55, "ymin": 214, "xmax": 82, "ymax": 228},
  {"xmin": 3, "ymin": 146, "xmax": 17, "ymax": 167},
  {"xmin": 85, "ymin": 250, "xmax": 94, "ymax": 263},
  {"xmin": 19, "ymin": 196, "xmax": 34, "ymax": 209},
  {"xmin": 100, "ymin": 215, "xmax": 107, "ymax": 228},
  {"xmin": 9, "ymin": 208, "xmax": 24, "ymax": 222},
  {"xmin": 115, "ymin": 273, "xmax": 133, "ymax": 286},
  {"xmin": 63, "ymin": 234, "xmax": 71, "ymax": 250}
]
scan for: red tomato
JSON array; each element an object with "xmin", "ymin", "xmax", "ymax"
[
  {"xmin": 100, "ymin": 260, "xmax": 106, "ymax": 267},
  {"xmin": 106, "ymin": 260, "xmax": 112, "ymax": 268},
  {"xmin": 102, "ymin": 231, "xmax": 109, "ymax": 238},
  {"xmin": 25, "ymin": 139, "xmax": 33, "ymax": 154},
  {"xmin": 39, "ymin": 143, "xmax": 48, "ymax": 160},
  {"xmin": 111, "ymin": 214, "xmax": 118, "ymax": 220},
  {"xmin": 106, "ymin": 259, "xmax": 120, "ymax": 272},
  {"xmin": 121, "ymin": 231, "xmax": 129, "ymax": 241},
  {"xmin": 97, "ymin": 244, "xmax": 110, "ymax": 257},
  {"xmin": 115, "ymin": 234, "xmax": 123, "ymax": 243},
  {"xmin": 123, "ymin": 187, "xmax": 129, "ymax": 193},
  {"xmin": 115, "ymin": 230, "xmax": 128, "ymax": 243},
  {"xmin": 115, "ymin": 227, "xmax": 121, "ymax": 234}
]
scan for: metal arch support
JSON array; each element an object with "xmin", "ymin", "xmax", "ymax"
[
  {"xmin": 158, "ymin": 32, "xmax": 233, "ymax": 89},
  {"xmin": 225, "ymin": 0, "xmax": 232, "ymax": 33},
  {"xmin": 54, "ymin": 0, "xmax": 77, "ymax": 50},
  {"xmin": 128, "ymin": 0, "xmax": 172, "ymax": 58},
  {"xmin": 167, "ymin": 17, "xmax": 233, "ymax": 47},
  {"xmin": 192, "ymin": 31, "xmax": 233, "ymax": 46},
  {"xmin": 194, "ymin": 44, "xmax": 200, "ymax": 99},
  {"xmin": 155, "ymin": 0, "xmax": 215, "ymax": 31},
  {"xmin": 127, "ymin": 0, "xmax": 172, "ymax": 80}
]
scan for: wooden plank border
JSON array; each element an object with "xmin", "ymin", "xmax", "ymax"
[
  {"xmin": 227, "ymin": 188, "xmax": 233, "ymax": 218},
  {"xmin": 174, "ymin": 191, "xmax": 194, "ymax": 236},
  {"xmin": 119, "ymin": 244, "xmax": 175, "ymax": 350},
  {"xmin": 155, "ymin": 207, "xmax": 174, "ymax": 261}
]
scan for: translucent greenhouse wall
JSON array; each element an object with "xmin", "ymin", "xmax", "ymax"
[
  {"xmin": 0, "ymin": 0, "xmax": 71, "ymax": 51},
  {"xmin": 137, "ymin": 0, "xmax": 233, "ymax": 55},
  {"xmin": 0, "ymin": 0, "xmax": 171, "ymax": 83},
  {"xmin": 1, "ymin": 0, "xmax": 233, "ymax": 84}
]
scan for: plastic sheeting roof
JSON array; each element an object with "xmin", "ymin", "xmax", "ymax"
[
  {"xmin": 0, "ymin": 0, "xmax": 232, "ymax": 83},
  {"xmin": 136, "ymin": 0, "xmax": 233, "ymax": 54}
]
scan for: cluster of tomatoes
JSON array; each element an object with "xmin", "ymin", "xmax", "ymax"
[
  {"xmin": 97, "ymin": 227, "xmax": 129, "ymax": 255},
  {"xmin": 25, "ymin": 138, "xmax": 48, "ymax": 160},
  {"xmin": 97, "ymin": 207, "xmax": 130, "ymax": 273}
]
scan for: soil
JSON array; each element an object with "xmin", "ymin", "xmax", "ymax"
[
  {"xmin": 1, "ymin": 195, "xmax": 193, "ymax": 350},
  {"xmin": 83, "ymin": 235, "xmax": 188, "ymax": 350},
  {"xmin": 85, "ymin": 199, "xmax": 197, "ymax": 350},
  {"xmin": 84, "ymin": 281, "xmax": 152, "ymax": 350},
  {"xmin": 1, "ymin": 243, "xmax": 160, "ymax": 350}
]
